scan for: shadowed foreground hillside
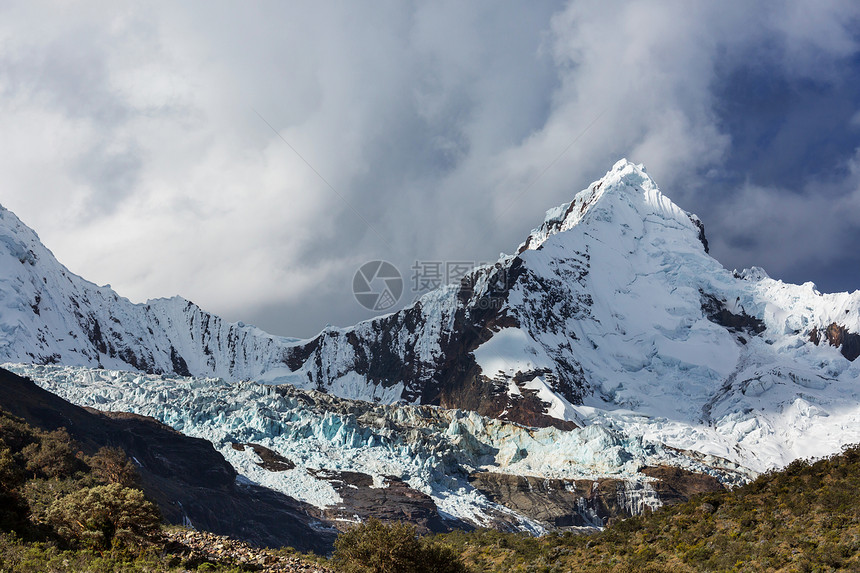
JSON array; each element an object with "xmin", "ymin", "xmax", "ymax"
[
  {"xmin": 0, "ymin": 405, "xmax": 333, "ymax": 572},
  {"xmin": 432, "ymin": 446, "xmax": 860, "ymax": 572}
]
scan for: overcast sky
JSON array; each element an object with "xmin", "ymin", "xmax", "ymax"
[{"xmin": 1, "ymin": 1, "xmax": 859, "ymax": 338}]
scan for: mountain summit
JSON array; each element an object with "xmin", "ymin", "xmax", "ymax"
[
  {"xmin": 2, "ymin": 161, "xmax": 860, "ymax": 474},
  {"xmin": 518, "ymin": 159, "xmax": 708, "ymax": 255}
]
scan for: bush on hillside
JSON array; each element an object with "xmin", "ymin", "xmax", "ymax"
[
  {"xmin": 46, "ymin": 483, "xmax": 161, "ymax": 549},
  {"xmin": 0, "ymin": 447, "xmax": 28, "ymax": 530},
  {"xmin": 21, "ymin": 428, "xmax": 84, "ymax": 480},
  {"xmin": 88, "ymin": 446, "xmax": 140, "ymax": 488},
  {"xmin": 333, "ymin": 518, "xmax": 468, "ymax": 573}
]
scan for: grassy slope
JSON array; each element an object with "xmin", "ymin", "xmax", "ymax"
[{"xmin": 433, "ymin": 446, "xmax": 860, "ymax": 572}]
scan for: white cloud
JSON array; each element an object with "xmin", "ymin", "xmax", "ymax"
[{"xmin": 0, "ymin": 1, "xmax": 858, "ymax": 335}]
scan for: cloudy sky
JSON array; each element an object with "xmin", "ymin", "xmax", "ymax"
[{"xmin": 1, "ymin": 1, "xmax": 859, "ymax": 338}]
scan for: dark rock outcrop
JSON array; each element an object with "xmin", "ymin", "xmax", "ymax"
[
  {"xmin": 810, "ymin": 323, "xmax": 860, "ymax": 361},
  {"xmin": 469, "ymin": 472, "xmax": 628, "ymax": 528},
  {"xmin": 700, "ymin": 292, "xmax": 765, "ymax": 336},
  {"xmin": 640, "ymin": 465, "xmax": 725, "ymax": 504},
  {"xmin": 690, "ymin": 215, "xmax": 709, "ymax": 253},
  {"xmin": 231, "ymin": 442, "xmax": 296, "ymax": 471},
  {"xmin": 469, "ymin": 467, "xmax": 724, "ymax": 529},
  {"xmin": 309, "ymin": 470, "xmax": 464, "ymax": 534}
]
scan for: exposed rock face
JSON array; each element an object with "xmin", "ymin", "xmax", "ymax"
[
  {"xmin": 311, "ymin": 471, "xmax": 460, "ymax": 534},
  {"xmin": 232, "ymin": 443, "xmax": 296, "ymax": 472},
  {"xmin": 700, "ymin": 291, "xmax": 766, "ymax": 336},
  {"xmin": 810, "ymin": 323, "xmax": 860, "ymax": 361},
  {"xmin": 469, "ymin": 467, "xmax": 724, "ymax": 529},
  {"xmin": 691, "ymin": 215, "xmax": 710, "ymax": 253},
  {"xmin": 469, "ymin": 472, "xmax": 616, "ymax": 528},
  {"xmin": 489, "ymin": 369, "xmax": 579, "ymax": 431},
  {"xmin": 640, "ymin": 466, "xmax": 725, "ymax": 504}
]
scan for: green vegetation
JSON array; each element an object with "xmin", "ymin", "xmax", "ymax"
[
  {"xmin": 46, "ymin": 483, "xmax": 161, "ymax": 550},
  {"xmin": 0, "ymin": 409, "xmax": 242, "ymax": 572},
  {"xmin": 0, "ymin": 533, "xmax": 244, "ymax": 573},
  {"xmin": 428, "ymin": 445, "xmax": 860, "ymax": 572},
  {"xmin": 0, "ymin": 409, "xmax": 158, "ymax": 549},
  {"xmin": 332, "ymin": 518, "xmax": 467, "ymax": 573}
]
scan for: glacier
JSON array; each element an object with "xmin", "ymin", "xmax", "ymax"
[{"xmin": 4, "ymin": 363, "xmax": 748, "ymax": 531}]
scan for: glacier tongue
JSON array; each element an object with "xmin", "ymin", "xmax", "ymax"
[{"xmin": 5, "ymin": 363, "xmax": 748, "ymax": 531}]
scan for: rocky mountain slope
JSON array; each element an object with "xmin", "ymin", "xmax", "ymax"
[{"xmin": 0, "ymin": 366, "xmax": 336, "ymax": 551}]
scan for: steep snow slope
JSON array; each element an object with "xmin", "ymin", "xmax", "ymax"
[
  {"xmin": 277, "ymin": 160, "xmax": 860, "ymax": 472},
  {"xmin": 0, "ymin": 204, "xmax": 297, "ymax": 379},
  {"xmin": 4, "ymin": 363, "xmax": 747, "ymax": 531}
]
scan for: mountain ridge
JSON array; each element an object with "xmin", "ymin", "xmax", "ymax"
[
  {"xmin": 0, "ymin": 202, "xmax": 294, "ymax": 379},
  {"xmin": 2, "ymin": 160, "xmax": 860, "ymax": 474}
]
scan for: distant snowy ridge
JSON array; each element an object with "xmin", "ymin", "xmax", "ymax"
[{"xmin": 0, "ymin": 203, "xmax": 297, "ymax": 380}]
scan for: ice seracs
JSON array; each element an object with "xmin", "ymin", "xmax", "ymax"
[{"xmin": 3, "ymin": 362, "xmax": 747, "ymax": 531}]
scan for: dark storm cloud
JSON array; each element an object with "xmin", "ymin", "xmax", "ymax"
[{"xmin": 1, "ymin": 1, "xmax": 859, "ymax": 337}]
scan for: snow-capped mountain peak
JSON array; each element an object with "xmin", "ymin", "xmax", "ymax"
[
  {"xmin": 2, "ymin": 161, "xmax": 860, "ymax": 478},
  {"xmin": 518, "ymin": 159, "xmax": 707, "ymax": 256},
  {"xmin": 0, "ymin": 204, "xmax": 293, "ymax": 379}
]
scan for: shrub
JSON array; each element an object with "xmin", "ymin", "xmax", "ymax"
[
  {"xmin": 21, "ymin": 428, "xmax": 84, "ymax": 479},
  {"xmin": 88, "ymin": 446, "xmax": 140, "ymax": 488},
  {"xmin": 333, "ymin": 518, "xmax": 468, "ymax": 573},
  {"xmin": 420, "ymin": 541, "xmax": 470, "ymax": 573},
  {"xmin": 46, "ymin": 483, "xmax": 161, "ymax": 549},
  {"xmin": 0, "ymin": 412, "xmax": 39, "ymax": 453},
  {"xmin": 0, "ymin": 447, "xmax": 28, "ymax": 531}
]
